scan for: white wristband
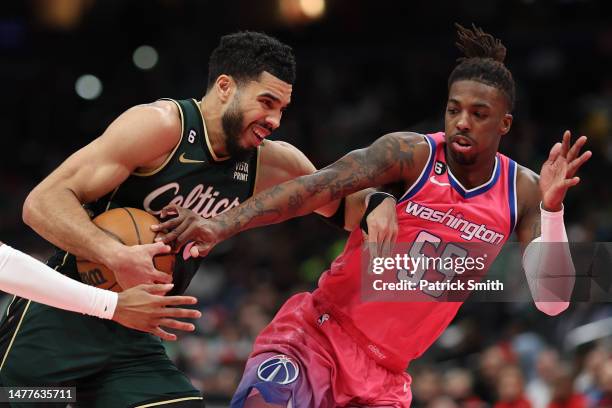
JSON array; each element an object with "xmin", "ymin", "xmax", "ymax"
[
  {"xmin": 540, "ymin": 202, "xmax": 566, "ymax": 242},
  {"xmin": 89, "ymin": 285, "xmax": 118, "ymax": 319}
]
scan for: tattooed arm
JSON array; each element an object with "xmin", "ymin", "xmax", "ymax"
[{"xmin": 156, "ymin": 132, "xmax": 430, "ymax": 256}]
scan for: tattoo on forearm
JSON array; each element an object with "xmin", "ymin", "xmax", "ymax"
[
  {"xmin": 288, "ymin": 192, "xmax": 304, "ymax": 212},
  {"xmin": 217, "ymin": 134, "xmax": 419, "ymax": 238}
]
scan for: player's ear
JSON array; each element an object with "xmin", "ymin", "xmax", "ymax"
[
  {"xmin": 215, "ymin": 75, "xmax": 235, "ymax": 103},
  {"xmin": 500, "ymin": 113, "xmax": 513, "ymax": 136}
]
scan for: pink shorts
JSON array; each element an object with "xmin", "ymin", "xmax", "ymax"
[{"xmin": 230, "ymin": 293, "xmax": 412, "ymax": 407}]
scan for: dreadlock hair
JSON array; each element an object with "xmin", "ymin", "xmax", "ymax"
[
  {"xmin": 207, "ymin": 31, "xmax": 296, "ymax": 90},
  {"xmin": 448, "ymin": 24, "xmax": 516, "ymax": 111}
]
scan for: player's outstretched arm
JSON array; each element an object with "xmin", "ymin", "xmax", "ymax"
[
  {"xmin": 515, "ymin": 131, "xmax": 591, "ymax": 315},
  {"xmin": 251, "ymin": 139, "xmax": 397, "ymax": 235},
  {"xmin": 22, "ymin": 102, "xmax": 180, "ymax": 288},
  {"xmin": 0, "ymin": 243, "xmax": 201, "ymax": 340},
  {"xmin": 155, "ymin": 132, "xmax": 429, "ymax": 257},
  {"xmin": 154, "ymin": 139, "xmax": 399, "ymax": 257}
]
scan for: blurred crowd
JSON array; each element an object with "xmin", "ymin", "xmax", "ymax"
[
  {"xmin": 409, "ymin": 342, "xmax": 612, "ymax": 408},
  {"xmin": 1, "ymin": 0, "xmax": 612, "ymax": 406}
]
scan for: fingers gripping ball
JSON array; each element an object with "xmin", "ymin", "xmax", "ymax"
[{"xmin": 76, "ymin": 208, "xmax": 175, "ymax": 292}]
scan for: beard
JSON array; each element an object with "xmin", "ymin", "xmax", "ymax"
[
  {"xmin": 445, "ymin": 134, "xmax": 478, "ymax": 166},
  {"xmin": 449, "ymin": 148, "xmax": 477, "ymax": 165},
  {"xmin": 221, "ymin": 96, "xmax": 256, "ymax": 162}
]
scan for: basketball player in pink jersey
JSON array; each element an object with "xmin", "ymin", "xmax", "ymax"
[{"xmin": 155, "ymin": 24, "xmax": 591, "ymax": 407}]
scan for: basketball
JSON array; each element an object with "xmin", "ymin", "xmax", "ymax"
[{"xmin": 76, "ymin": 207, "xmax": 175, "ymax": 292}]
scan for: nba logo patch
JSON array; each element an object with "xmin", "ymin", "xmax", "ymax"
[{"xmin": 257, "ymin": 355, "xmax": 300, "ymax": 385}]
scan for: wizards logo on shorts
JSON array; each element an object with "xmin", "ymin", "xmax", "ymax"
[{"xmin": 256, "ymin": 355, "xmax": 300, "ymax": 385}]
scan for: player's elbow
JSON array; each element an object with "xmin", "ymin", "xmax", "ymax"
[
  {"xmin": 22, "ymin": 191, "xmax": 38, "ymax": 227},
  {"xmin": 22, "ymin": 187, "xmax": 46, "ymax": 228},
  {"xmin": 535, "ymin": 301, "xmax": 569, "ymax": 316}
]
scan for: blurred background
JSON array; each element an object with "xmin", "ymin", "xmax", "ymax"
[{"xmin": 1, "ymin": 0, "xmax": 612, "ymax": 406}]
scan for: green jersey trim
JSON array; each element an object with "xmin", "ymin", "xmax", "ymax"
[
  {"xmin": 133, "ymin": 99, "xmax": 184, "ymax": 177},
  {"xmin": 192, "ymin": 99, "xmax": 231, "ymax": 163}
]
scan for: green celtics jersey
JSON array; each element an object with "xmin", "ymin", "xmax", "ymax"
[{"xmin": 48, "ymin": 98, "xmax": 260, "ymax": 294}]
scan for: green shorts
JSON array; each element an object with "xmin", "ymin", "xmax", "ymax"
[{"xmin": 0, "ymin": 297, "xmax": 203, "ymax": 408}]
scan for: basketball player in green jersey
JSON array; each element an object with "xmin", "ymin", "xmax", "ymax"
[{"xmin": 0, "ymin": 32, "xmax": 397, "ymax": 407}]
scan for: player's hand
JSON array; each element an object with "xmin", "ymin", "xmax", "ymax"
[
  {"xmin": 540, "ymin": 131, "xmax": 591, "ymax": 211},
  {"xmin": 113, "ymin": 283, "xmax": 202, "ymax": 341},
  {"xmin": 108, "ymin": 242, "xmax": 173, "ymax": 289},
  {"xmin": 363, "ymin": 196, "xmax": 398, "ymax": 259},
  {"xmin": 151, "ymin": 204, "xmax": 221, "ymax": 258}
]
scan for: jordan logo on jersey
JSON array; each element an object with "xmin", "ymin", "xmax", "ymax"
[
  {"xmin": 317, "ymin": 313, "xmax": 330, "ymax": 325},
  {"xmin": 233, "ymin": 162, "xmax": 249, "ymax": 182}
]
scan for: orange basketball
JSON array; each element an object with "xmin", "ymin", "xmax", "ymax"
[{"xmin": 76, "ymin": 207, "xmax": 174, "ymax": 292}]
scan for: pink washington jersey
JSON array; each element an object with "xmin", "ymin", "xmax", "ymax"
[{"xmin": 309, "ymin": 132, "xmax": 519, "ymax": 373}]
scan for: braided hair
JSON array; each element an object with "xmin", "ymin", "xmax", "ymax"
[{"xmin": 448, "ymin": 24, "xmax": 516, "ymax": 110}]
